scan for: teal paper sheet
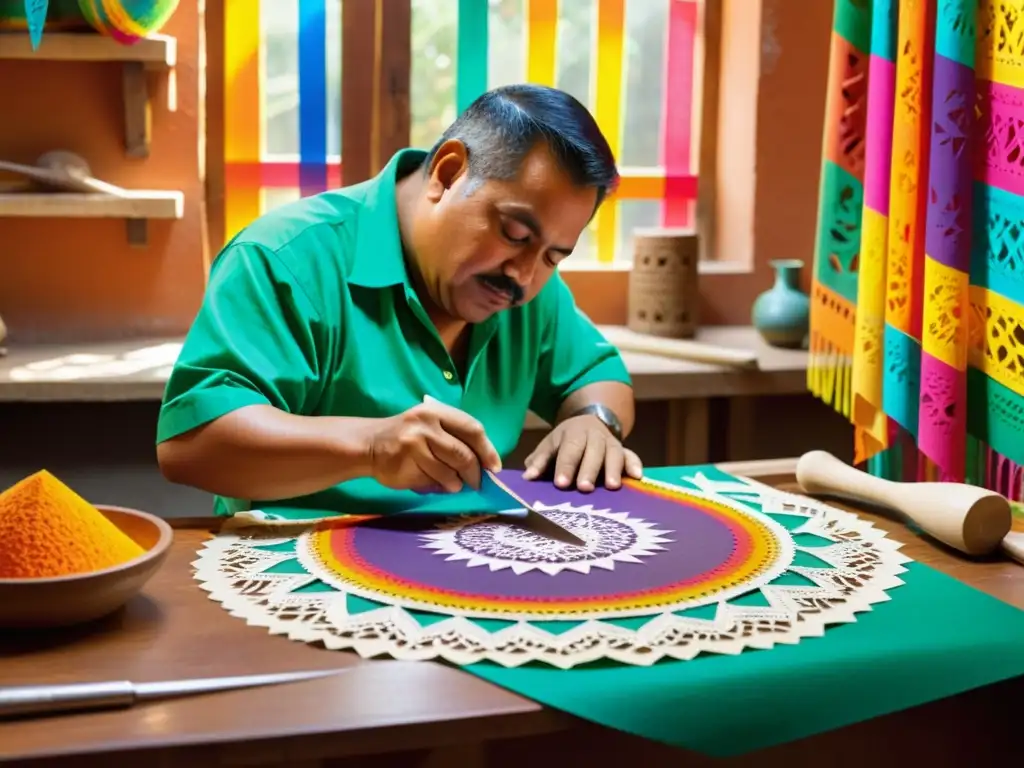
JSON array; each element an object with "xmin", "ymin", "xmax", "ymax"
[{"xmin": 462, "ymin": 465, "xmax": 1024, "ymax": 757}]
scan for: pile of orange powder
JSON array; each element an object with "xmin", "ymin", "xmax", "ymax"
[{"xmin": 0, "ymin": 470, "xmax": 145, "ymax": 579}]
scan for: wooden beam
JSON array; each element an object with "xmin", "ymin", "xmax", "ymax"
[
  {"xmin": 695, "ymin": 0, "xmax": 722, "ymax": 263},
  {"xmin": 341, "ymin": 0, "xmax": 377, "ymax": 185},
  {"xmin": 122, "ymin": 62, "xmax": 152, "ymax": 158},
  {"xmin": 343, "ymin": 0, "xmax": 411, "ymax": 184},
  {"xmin": 375, "ymin": 0, "xmax": 412, "ymax": 174},
  {"xmin": 203, "ymin": 0, "xmax": 226, "ymax": 263}
]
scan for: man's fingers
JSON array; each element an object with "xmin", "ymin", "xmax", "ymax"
[
  {"xmin": 522, "ymin": 434, "xmax": 557, "ymax": 480},
  {"xmin": 574, "ymin": 432, "xmax": 607, "ymax": 492},
  {"xmin": 438, "ymin": 416, "xmax": 501, "ymax": 473},
  {"xmin": 552, "ymin": 435, "xmax": 587, "ymax": 488},
  {"xmin": 624, "ymin": 449, "xmax": 644, "ymax": 479},
  {"xmin": 427, "ymin": 431, "xmax": 482, "ymax": 489},
  {"xmin": 602, "ymin": 443, "xmax": 625, "ymax": 489},
  {"xmin": 421, "ymin": 398, "xmax": 502, "ymax": 472},
  {"xmin": 413, "ymin": 451, "xmax": 464, "ymax": 494}
]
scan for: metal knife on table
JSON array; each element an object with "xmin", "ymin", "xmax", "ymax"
[
  {"xmin": 422, "ymin": 395, "xmax": 586, "ymax": 547},
  {"xmin": 0, "ymin": 669, "xmax": 344, "ymax": 720}
]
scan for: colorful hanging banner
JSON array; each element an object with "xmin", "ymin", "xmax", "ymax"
[
  {"xmin": 25, "ymin": 0, "xmax": 46, "ymax": 50},
  {"xmin": 224, "ymin": 0, "xmax": 262, "ymax": 239},
  {"xmin": 850, "ymin": 0, "xmax": 897, "ymax": 464},
  {"xmin": 813, "ymin": 0, "xmax": 1024, "ymax": 495},
  {"xmin": 593, "ymin": 0, "xmax": 625, "ymax": 263},
  {"xmin": 882, "ymin": 0, "xmax": 932, "ymax": 439},
  {"xmin": 661, "ymin": 0, "xmax": 697, "ymax": 228},
  {"xmin": 917, "ymin": 0, "xmax": 972, "ymax": 479},
  {"xmin": 299, "ymin": 0, "xmax": 329, "ymax": 196},
  {"xmin": 457, "ymin": 0, "xmax": 489, "ymax": 114}
]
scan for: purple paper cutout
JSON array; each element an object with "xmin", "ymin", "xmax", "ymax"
[
  {"xmin": 346, "ymin": 472, "xmax": 741, "ymax": 601},
  {"xmin": 925, "ymin": 54, "xmax": 975, "ymax": 271}
]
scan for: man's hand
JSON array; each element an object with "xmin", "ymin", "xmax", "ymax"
[
  {"xmin": 369, "ymin": 400, "xmax": 502, "ymax": 494},
  {"xmin": 522, "ymin": 414, "xmax": 643, "ymax": 492}
]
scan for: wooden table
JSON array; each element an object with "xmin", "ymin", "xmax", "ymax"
[
  {"xmin": 0, "ymin": 327, "xmax": 808, "ymax": 465},
  {"xmin": 2, "ymin": 459, "xmax": 1022, "ymax": 768}
]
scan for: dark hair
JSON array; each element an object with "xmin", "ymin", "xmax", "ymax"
[{"xmin": 423, "ymin": 84, "xmax": 619, "ymax": 207}]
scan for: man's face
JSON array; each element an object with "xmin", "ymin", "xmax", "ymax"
[{"xmin": 412, "ymin": 140, "xmax": 599, "ymax": 324}]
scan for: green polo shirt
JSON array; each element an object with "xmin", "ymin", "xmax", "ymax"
[{"xmin": 157, "ymin": 149, "xmax": 630, "ymax": 519}]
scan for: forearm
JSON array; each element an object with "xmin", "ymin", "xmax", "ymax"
[
  {"xmin": 555, "ymin": 381, "xmax": 636, "ymax": 437},
  {"xmin": 156, "ymin": 404, "xmax": 376, "ymax": 500}
]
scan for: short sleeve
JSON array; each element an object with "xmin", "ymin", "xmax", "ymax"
[
  {"xmin": 528, "ymin": 273, "xmax": 631, "ymax": 424},
  {"xmin": 156, "ymin": 243, "xmax": 329, "ymax": 443}
]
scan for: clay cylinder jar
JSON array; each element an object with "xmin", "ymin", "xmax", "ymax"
[{"xmin": 627, "ymin": 228, "xmax": 700, "ymax": 339}]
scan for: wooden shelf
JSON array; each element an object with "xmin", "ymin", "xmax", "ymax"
[
  {"xmin": 0, "ymin": 191, "xmax": 184, "ymax": 245},
  {"xmin": 0, "ymin": 191, "xmax": 182, "ymax": 218},
  {"xmin": 0, "ymin": 33, "xmax": 177, "ymax": 158},
  {"xmin": 0, "ymin": 32, "xmax": 175, "ymax": 68},
  {"xmin": 0, "ymin": 328, "xmax": 808, "ymax": 404}
]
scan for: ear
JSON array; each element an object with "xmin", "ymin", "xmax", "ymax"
[{"xmin": 425, "ymin": 139, "xmax": 470, "ymax": 203}]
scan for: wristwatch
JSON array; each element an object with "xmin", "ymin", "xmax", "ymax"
[{"xmin": 568, "ymin": 403, "xmax": 624, "ymax": 441}]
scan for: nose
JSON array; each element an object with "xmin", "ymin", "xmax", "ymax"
[{"xmin": 502, "ymin": 247, "xmax": 541, "ymax": 287}]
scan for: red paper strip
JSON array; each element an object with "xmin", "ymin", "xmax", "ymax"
[
  {"xmin": 226, "ymin": 161, "xmax": 344, "ymax": 190},
  {"xmin": 661, "ymin": 0, "xmax": 697, "ymax": 227}
]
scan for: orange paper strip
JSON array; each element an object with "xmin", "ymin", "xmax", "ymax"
[
  {"xmin": 525, "ymin": 0, "xmax": 558, "ymax": 86},
  {"xmin": 224, "ymin": 0, "xmax": 262, "ymax": 240}
]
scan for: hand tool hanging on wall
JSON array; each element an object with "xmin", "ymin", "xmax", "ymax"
[{"xmin": 0, "ymin": 150, "xmax": 129, "ymax": 196}]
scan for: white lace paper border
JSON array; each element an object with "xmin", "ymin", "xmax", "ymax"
[{"xmin": 193, "ymin": 474, "xmax": 911, "ymax": 669}]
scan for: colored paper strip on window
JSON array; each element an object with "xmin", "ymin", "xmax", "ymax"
[
  {"xmin": 457, "ymin": 0, "xmax": 489, "ymax": 114},
  {"xmin": 526, "ymin": 0, "xmax": 558, "ymax": 86},
  {"xmin": 225, "ymin": 161, "xmax": 344, "ymax": 190},
  {"xmin": 617, "ymin": 170, "xmax": 696, "ymax": 200},
  {"xmin": 224, "ymin": 0, "xmax": 261, "ymax": 238},
  {"xmin": 661, "ymin": 0, "xmax": 697, "ymax": 228},
  {"xmin": 299, "ymin": 0, "xmax": 329, "ymax": 196},
  {"xmin": 593, "ymin": 0, "xmax": 625, "ymax": 263}
]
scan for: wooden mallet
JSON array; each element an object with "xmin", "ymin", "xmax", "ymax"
[{"xmin": 795, "ymin": 450, "xmax": 1013, "ymax": 557}]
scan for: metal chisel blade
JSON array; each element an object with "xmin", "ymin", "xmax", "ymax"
[{"xmin": 481, "ymin": 470, "xmax": 587, "ymax": 547}]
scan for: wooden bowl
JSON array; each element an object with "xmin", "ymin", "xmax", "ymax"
[{"xmin": 0, "ymin": 505, "xmax": 174, "ymax": 629}]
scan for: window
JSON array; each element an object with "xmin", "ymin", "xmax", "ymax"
[
  {"xmin": 222, "ymin": 0, "xmax": 342, "ymax": 240},
  {"xmin": 219, "ymin": 0, "xmax": 702, "ymax": 265},
  {"xmin": 411, "ymin": 0, "xmax": 700, "ymax": 264}
]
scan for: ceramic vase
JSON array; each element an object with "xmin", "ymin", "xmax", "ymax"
[{"xmin": 751, "ymin": 259, "xmax": 810, "ymax": 349}]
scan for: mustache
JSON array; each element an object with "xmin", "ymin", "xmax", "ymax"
[{"xmin": 477, "ymin": 274, "xmax": 526, "ymax": 305}]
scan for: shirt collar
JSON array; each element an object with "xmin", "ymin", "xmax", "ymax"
[{"xmin": 348, "ymin": 148, "xmax": 428, "ymax": 289}]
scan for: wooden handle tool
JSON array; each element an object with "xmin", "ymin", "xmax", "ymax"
[
  {"xmin": 597, "ymin": 326, "xmax": 760, "ymax": 369},
  {"xmin": 1003, "ymin": 531, "xmax": 1024, "ymax": 566},
  {"xmin": 795, "ymin": 450, "xmax": 1012, "ymax": 556},
  {"xmin": 0, "ymin": 151, "xmax": 128, "ymax": 196}
]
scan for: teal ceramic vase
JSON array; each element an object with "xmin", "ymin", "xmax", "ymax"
[{"xmin": 751, "ymin": 259, "xmax": 810, "ymax": 349}]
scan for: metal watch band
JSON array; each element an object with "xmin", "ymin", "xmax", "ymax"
[{"xmin": 568, "ymin": 403, "xmax": 624, "ymax": 441}]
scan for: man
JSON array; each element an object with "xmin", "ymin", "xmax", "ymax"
[{"xmin": 156, "ymin": 84, "xmax": 642, "ymax": 519}]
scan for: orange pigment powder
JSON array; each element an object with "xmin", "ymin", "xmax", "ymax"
[{"xmin": 0, "ymin": 470, "xmax": 145, "ymax": 579}]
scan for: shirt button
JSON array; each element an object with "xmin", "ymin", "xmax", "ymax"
[{"xmin": 443, "ymin": 370, "xmax": 454, "ymax": 381}]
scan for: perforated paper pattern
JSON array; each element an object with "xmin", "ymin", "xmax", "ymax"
[
  {"xmin": 193, "ymin": 473, "xmax": 911, "ymax": 669},
  {"xmin": 811, "ymin": 0, "xmax": 1024, "ymax": 492}
]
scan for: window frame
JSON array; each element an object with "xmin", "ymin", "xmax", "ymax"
[{"xmin": 204, "ymin": 0, "xmax": 759, "ymax": 326}]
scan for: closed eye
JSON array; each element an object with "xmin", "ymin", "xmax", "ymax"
[{"xmin": 500, "ymin": 217, "xmax": 532, "ymax": 245}]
